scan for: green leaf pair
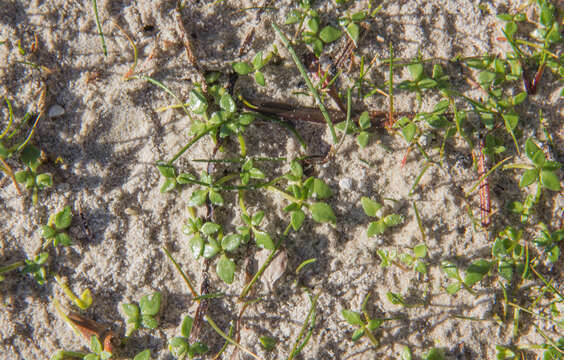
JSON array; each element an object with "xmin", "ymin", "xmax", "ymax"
[
  {"xmin": 169, "ymin": 315, "xmax": 209, "ymax": 359},
  {"xmin": 41, "ymin": 206, "xmax": 72, "ymax": 247},
  {"xmin": 361, "ymin": 197, "xmax": 403, "ymax": 237},
  {"xmin": 122, "ymin": 292, "xmax": 162, "ymax": 337}
]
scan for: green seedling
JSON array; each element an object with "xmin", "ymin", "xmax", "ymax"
[
  {"xmin": 121, "ymin": 292, "xmax": 162, "ymax": 337},
  {"xmin": 132, "ymin": 350, "xmax": 151, "ymax": 360},
  {"xmin": 274, "ymin": 160, "xmax": 336, "ymax": 228},
  {"xmin": 341, "ymin": 293, "xmax": 386, "ymax": 347},
  {"xmin": 492, "ymin": 226, "xmax": 529, "ymax": 281},
  {"xmin": 376, "ymin": 244, "xmax": 428, "ymax": 274},
  {"xmin": 55, "ymin": 275, "xmax": 92, "ymax": 310},
  {"xmin": 300, "ymin": 13, "xmax": 341, "ymax": 57},
  {"xmin": 186, "ymin": 171, "xmax": 224, "ymax": 205},
  {"xmin": 239, "ymin": 158, "xmax": 266, "ymax": 185},
  {"xmin": 534, "ymin": 223, "xmax": 564, "ymax": 263},
  {"xmin": 423, "ymin": 348, "xmax": 446, "ymax": 360},
  {"xmin": 183, "ymin": 208, "xmax": 241, "ymax": 284},
  {"xmin": 338, "ymin": 10, "xmax": 366, "ymax": 46},
  {"xmin": 506, "ymin": 138, "xmax": 561, "ymax": 222},
  {"xmin": 495, "ymin": 345, "xmax": 519, "ymax": 360},
  {"xmin": 40, "ymin": 206, "xmax": 73, "ymax": 247},
  {"xmin": 15, "ymin": 144, "xmax": 53, "ymax": 204},
  {"xmin": 398, "ymin": 62, "xmax": 447, "ymax": 106},
  {"xmin": 335, "ymin": 111, "xmax": 372, "ymax": 148},
  {"xmin": 259, "ymin": 336, "xmax": 276, "ymax": 351},
  {"xmin": 441, "ymin": 259, "xmax": 492, "ymax": 295},
  {"xmin": 239, "ymin": 208, "xmax": 274, "ymax": 250},
  {"xmin": 0, "ymin": 252, "xmax": 48, "ymax": 284},
  {"xmin": 168, "ymin": 315, "xmax": 209, "ymax": 359},
  {"xmin": 233, "ymin": 49, "xmax": 275, "ymax": 86},
  {"xmin": 361, "ymin": 196, "xmax": 403, "ymax": 237},
  {"xmin": 386, "ymin": 291, "xmax": 409, "ymax": 307},
  {"xmin": 83, "ymin": 335, "xmax": 112, "ymax": 360}
]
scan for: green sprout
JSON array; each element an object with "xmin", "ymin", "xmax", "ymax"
[
  {"xmin": 84, "ymin": 335, "xmax": 111, "ymax": 360},
  {"xmin": 168, "ymin": 315, "xmax": 209, "ymax": 359},
  {"xmin": 40, "ymin": 206, "xmax": 73, "ymax": 247},
  {"xmin": 338, "ymin": 10, "xmax": 366, "ymax": 46},
  {"xmin": 534, "ymin": 223, "xmax": 564, "ymax": 263},
  {"xmin": 122, "ymin": 291, "xmax": 162, "ymax": 337},
  {"xmin": 492, "ymin": 226, "xmax": 528, "ymax": 281},
  {"xmin": 341, "ymin": 293, "xmax": 388, "ymax": 347},
  {"xmin": 275, "ymin": 160, "xmax": 336, "ymax": 229},
  {"xmin": 233, "ymin": 49, "xmax": 275, "ymax": 86},
  {"xmin": 361, "ymin": 196, "xmax": 403, "ymax": 237},
  {"xmin": 0, "ymin": 252, "xmax": 48, "ymax": 284},
  {"xmin": 55, "ymin": 275, "xmax": 93, "ymax": 310},
  {"xmin": 15, "ymin": 144, "xmax": 52, "ymax": 205},
  {"xmin": 441, "ymin": 259, "xmax": 492, "ymax": 296},
  {"xmin": 335, "ymin": 111, "xmax": 372, "ymax": 148}
]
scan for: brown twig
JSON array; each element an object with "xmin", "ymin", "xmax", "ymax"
[{"xmin": 0, "ymin": 157, "xmax": 22, "ymax": 195}]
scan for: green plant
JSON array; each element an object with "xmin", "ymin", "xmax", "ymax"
[
  {"xmin": 534, "ymin": 223, "xmax": 564, "ymax": 263},
  {"xmin": 277, "ymin": 160, "xmax": 336, "ymax": 229},
  {"xmin": 233, "ymin": 49, "xmax": 275, "ymax": 86},
  {"xmin": 40, "ymin": 206, "xmax": 73, "ymax": 247},
  {"xmin": 335, "ymin": 111, "xmax": 372, "ymax": 148},
  {"xmin": 15, "ymin": 144, "xmax": 52, "ymax": 204},
  {"xmin": 259, "ymin": 336, "xmax": 276, "ymax": 351},
  {"xmin": 376, "ymin": 244, "xmax": 428, "ymax": 274},
  {"xmin": 84, "ymin": 335, "xmax": 112, "ymax": 360},
  {"xmin": 341, "ymin": 293, "xmax": 386, "ymax": 347},
  {"xmin": 284, "ymin": 1, "xmax": 341, "ymax": 56},
  {"xmin": 0, "ymin": 252, "xmax": 48, "ymax": 284},
  {"xmin": 122, "ymin": 291, "xmax": 162, "ymax": 337},
  {"xmin": 338, "ymin": 10, "xmax": 366, "ymax": 46},
  {"xmin": 492, "ymin": 226, "xmax": 528, "ymax": 281},
  {"xmin": 361, "ymin": 196, "xmax": 403, "ymax": 237},
  {"xmin": 168, "ymin": 315, "xmax": 209, "ymax": 359},
  {"xmin": 441, "ymin": 259, "xmax": 492, "ymax": 295}
]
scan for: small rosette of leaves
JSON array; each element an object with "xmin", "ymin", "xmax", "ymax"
[
  {"xmin": 341, "ymin": 308, "xmax": 383, "ymax": 344},
  {"xmin": 299, "ymin": 12, "xmax": 342, "ymax": 56},
  {"xmin": 232, "ymin": 50, "xmax": 273, "ymax": 86},
  {"xmin": 15, "ymin": 145, "xmax": 53, "ymax": 205},
  {"xmin": 361, "ymin": 197, "xmax": 403, "ymax": 237},
  {"xmin": 169, "ymin": 315, "xmax": 209, "ymax": 359},
  {"xmin": 187, "ymin": 171, "xmax": 224, "ymax": 206},
  {"xmin": 492, "ymin": 226, "xmax": 528, "ymax": 281},
  {"xmin": 338, "ymin": 10, "xmax": 366, "ymax": 46},
  {"xmin": 519, "ymin": 138, "xmax": 561, "ymax": 191},
  {"xmin": 441, "ymin": 259, "xmax": 492, "ymax": 295},
  {"xmin": 398, "ymin": 244, "xmax": 428, "ymax": 274},
  {"xmin": 21, "ymin": 252, "xmax": 49, "ymax": 285},
  {"xmin": 41, "ymin": 206, "xmax": 72, "ymax": 247},
  {"xmin": 282, "ymin": 160, "xmax": 336, "ymax": 229},
  {"xmin": 534, "ymin": 223, "xmax": 564, "ymax": 263},
  {"xmin": 183, "ymin": 214, "xmax": 241, "ymax": 284},
  {"xmin": 122, "ymin": 291, "xmax": 162, "ymax": 337}
]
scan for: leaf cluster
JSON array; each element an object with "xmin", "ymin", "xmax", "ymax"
[
  {"xmin": 169, "ymin": 315, "xmax": 208, "ymax": 359},
  {"xmin": 122, "ymin": 292, "xmax": 162, "ymax": 337},
  {"xmin": 40, "ymin": 206, "xmax": 72, "ymax": 247}
]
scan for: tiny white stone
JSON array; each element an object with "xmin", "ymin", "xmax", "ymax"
[
  {"xmin": 48, "ymin": 105, "xmax": 65, "ymax": 118},
  {"xmin": 339, "ymin": 178, "xmax": 353, "ymax": 191}
]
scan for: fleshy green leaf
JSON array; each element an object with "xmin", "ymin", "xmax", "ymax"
[
  {"xmin": 54, "ymin": 232, "xmax": 72, "ymax": 247},
  {"xmin": 220, "ymin": 93, "xmax": 236, "ymax": 113},
  {"xmin": 367, "ymin": 220, "xmax": 386, "ymax": 237},
  {"xmin": 169, "ymin": 337, "xmax": 189, "ymax": 358},
  {"xmin": 141, "ymin": 315, "xmax": 158, "ymax": 329},
  {"xmin": 346, "ymin": 23, "xmax": 360, "ymax": 45},
  {"xmin": 41, "ymin": 225, "xmax": 56, "ymax": 239},
  {"xmin": 291, "ymin": 209, "xmax": 306, "ymax": 230},
  {"xmin": 133, "ymin": 349, "xmax": 150, "ymax": 360},
  {"xmin": 540, "ymin": 170, "xmax": 561, "ymax": 191},
  {"xmin": 341, "ymin": 309, "xmax": 363, "ymax": 325},
  {"xmin": 254, "ymin": 71, "xmax": 266, "ymax": 86},
  {"xmin": 54, "ymin": 206, "xmax": 72, "ymax": 230},
  {"xmin": 140, "ymin": 292, "xmax": 162, "ymax": 316},
  {"xmin": 259, "ymin": 336, "xmax": 276, "ymax": 351},
  {"xmin": 181, "ymin": 315, "xmax": 194, "ymax": 338},
  {"xmin": 357, "ymin": 131, "xmax": 370, "ymax": 148},
  {"xmin": 519, "ymin": 168, "xmax": 539, "ymax": 187},
  {"xmin": 313, "ymin": 179, "xmax": 332, "ymax": 199},
  {"xmin": 122, "ymin": 303, "xmax": 140, "ymax": 319},
  {"xmin": 233, "ymin": 62, "xmax": 253, "ymax": 75},
  {"xmin": 188, "ymin": 90, "xmax": 208, "ymax": 114},
  {"xmin": 189, "ymin": 235, "xmax": 204, "ymax": 258},
  {"xmin": 221, "ymin": 234, "xmax": 241, "ymax": 252},
  {"xmin": 361, "ymin": 197, "xmax": 382, "ymax": 217},
  {"xmin": 319, "ymin": 26, "xmax": 342, "ymax": 43},
  {"xmin": 253, "ymin": 229, "xmax": 274, "ymax": 250},
  {"xmin": 201, "ymin": 222, "xmax": 221, "ymax": 235},
  {"xmin": 463, "ymin": 260, "xmax": 492, "ymax": 287},
  {"xmin": 407, "ymin": 63, "xmax": 424, "ymax": 81},
  {"xmin": 216, "ymin": 254, "xmax": 235, "ymax": 284},
  {"xmin": 309, "ymin": 202, "xmax": 336, "ymax": 225},
  {"xmin": 189, "ymin": 190, "xmax": 208, "ymax": 206}
]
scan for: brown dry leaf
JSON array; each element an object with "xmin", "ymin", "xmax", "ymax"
[{"xmin": 258, "ymin": 249, "xmax": 287, "ymax": 292}]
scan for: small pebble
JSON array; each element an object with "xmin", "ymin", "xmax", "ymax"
[{"xmin": 48, "ymin": 105, "xmax": 65, "ymax": 118}]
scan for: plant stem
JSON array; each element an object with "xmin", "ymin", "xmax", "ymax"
[
  {"xmin": 287, "ymin": 292, "xmax": 320, "ymax": 360},
  {"xmin": 162, "ymin": 247, "xmax": 199, "ymax": 299},
  {"xmin": 272, "ymin": 23, "xmax": 337, "ymax": 143},
  {"xmin": 0, "ymin": 260, "xmax": 24, "ymax": 274},
  {"xmin": 205, "ymin": 315, "xmax": 263, "ymax": 360},
  {"xmin": 168, "ymin": 125, "xmax": 220, "ymax": 164},
  {"xmin": 91, "ymin": 0, "xmax": 107, "ymax": 56}
]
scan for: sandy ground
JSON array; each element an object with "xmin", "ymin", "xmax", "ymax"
[{"xmin": 0, "ymin": 0, "xmax": 563, "ymax": 359}]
